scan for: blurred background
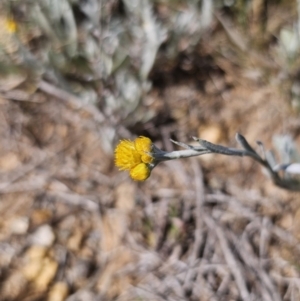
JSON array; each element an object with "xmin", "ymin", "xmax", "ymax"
[{"xmin": 1, "ymin": 0, "xmax": 300, "ymax": 300}]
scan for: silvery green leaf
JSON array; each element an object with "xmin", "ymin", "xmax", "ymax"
[
  {"xmin": 273, "ymin": 135, "xmax": 300, "ymax": 164},
  {"xmin": 49, "ymin": 50, "xmax": 68, "ymax": 69},
  {"xmin": 58, "ymin": 0, "xmax": 77, "ymax": 57},
  {"xmin": 112, "ymin": 47, "xmax": 128, "ymax": 73},
  {"xmin": 284, "ymin": 163, "xmax": 300, "ymax": 175},
  {"xmin": 98, "ymin": 51, "xmax": 113, "ymax": 78},
  {"xmin": 30, "ymin": 4, "xmax": 60, "ymax": 45},
  {"xmin": 102, "ymin": 19, "xmax": 123, "ymax": 55},
  {"xmin": 78, "ymin": 0, "xmax": 100, "ymax": 26},
  {"xmin": 38, "ymin": 0, "xmax": 77, "ymax": 57},
  {"xmin": 279, "ymin": 26, "xmax": 300, "ymax": 59},
  {"xmin": 77, "ymin": 87, "xmax": 98, "ymax": 106},
  {"xmin": 104, "ymin": 92, "xmax": 118, "ymax": 113},
  {"xmin": 81, "ymin": 35, "xmax": 101, "ymax": 61},
  {"xmin": 116, "ymin": 70, "xmax": 141, "ymax": 114},
  {"xmin": 201, "ymin": 0, "xmax": 214, "ymax": 30},
  {"xmin": 40, "ymin": 0, "xmax": 62, "ymax": 20},
  {"xmin": 122, "ymin": 0, "xmax": 142, "ymax": 15},
  {"xmin": 165, "ymin": 5, "xmax": 203, "ymax": 56},
  {"xmin": 140, "ymin": 11, "xmax": 165, "ymax": 79}
]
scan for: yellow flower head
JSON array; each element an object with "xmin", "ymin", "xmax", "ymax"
[
  {"xmin": 5, "ymin": 18, "xmax": 17, "ymax": 33},
  {"xmin": 130, "ymin": 163, "xmax": 151, "ymax": 181},
  {"xmin": 114, "ymin": 136, "xmax": 154, "ymax": 181}
]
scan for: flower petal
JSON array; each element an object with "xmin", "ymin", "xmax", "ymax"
[
  {"xmin": 115, "ymin": 140, "xmax": 141, "ymax": 170},
  {"xmin": 135, "ymin": 136, "xmax": 153, "ymax": 164},
  {"xmin": 130, "ymin": 163, "xmax": 151, "ymax": 181}
]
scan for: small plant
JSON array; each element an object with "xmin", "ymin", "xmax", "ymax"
[{"xmin": 115, "ymin": 133, "xmax": 300, "ymax": 191}]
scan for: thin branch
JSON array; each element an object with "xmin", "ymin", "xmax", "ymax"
[{"xmin": 155, "ymin": 133, "xmax": 300, "ymax": 191}]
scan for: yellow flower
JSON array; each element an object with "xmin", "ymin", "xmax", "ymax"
[
  {"xmin": 0, "ymin": 16, "xmax": 18, "ymax": 54},
  {"xmin": 5, "ymin": 18, "xmax": 17, "ymax": 33},
  {"xmin": 130, "ymin": 163, "xmax": 151, "ymax": 181},
  {"xmin": 114, "ymin": 136, "xmax": 153, "ymax": 181}
]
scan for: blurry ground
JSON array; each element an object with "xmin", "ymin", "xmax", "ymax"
[{"xmin": 1, "ymin": 1, "xmax": 300, "ymax": 301}]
